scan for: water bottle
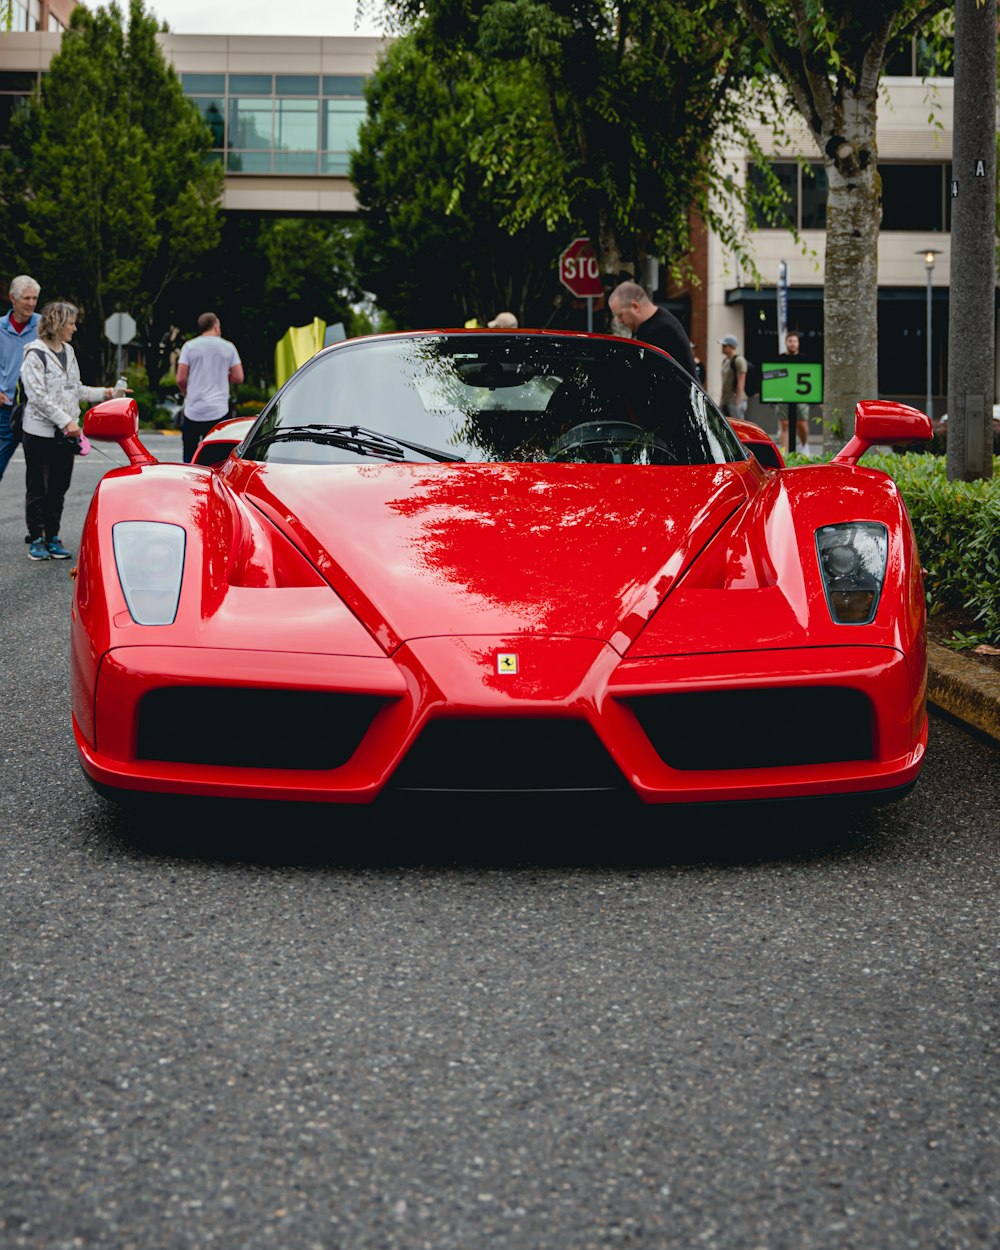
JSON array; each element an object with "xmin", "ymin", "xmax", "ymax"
[{"xmin": 114, "ymin": 376, "xmax": 128, "ymax": 397}]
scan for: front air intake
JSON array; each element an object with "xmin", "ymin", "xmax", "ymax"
[
  {"xmin": 137, "ymin": 687, "xmax": 387, "ymax": 770},
  {"xmin": 626, "ymin": 687, "xmax": 873, "ymax": 770},
  {"xmin": 389, "ymin": 717, "xmax": 626, "ymax": 792}
]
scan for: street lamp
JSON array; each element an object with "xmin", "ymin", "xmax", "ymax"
[{"xmin": 916, "ymin": 249, "xmax": 942, "ymax": 419}]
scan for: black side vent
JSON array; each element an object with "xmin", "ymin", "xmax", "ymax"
[
  {"xmin": 389, "ymin": 717, "xmax": 626, "ymax": 793},
  {"xmin": 137, "ymin": 688, "xmax": 387, "ymax": 770},
  {"xmin": 626, "ymin": 687, "xmax": 873, "ymax": 771}
]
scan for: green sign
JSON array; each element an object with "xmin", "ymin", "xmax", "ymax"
[{"xmin": 759, "ymin": 361, "xmax": 823, "ymax": 404}]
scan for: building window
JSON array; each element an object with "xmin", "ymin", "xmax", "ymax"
[
  {"xmin": 6, "ymin": 0, "xmax": 41, "ymax": 31},
  {"xmin": 747, "ymin": 161, "xmax": 827, "ymax": 231},
  {"xmin": 884, "ymin": 33, "xmax": 953, "ymax": 77},
  {"xmin": 880, "ymin": 163, "xmax": 952, "ymax": 231},
  {"xmin": 749, "ymin": 159, "xmax": 952, "ymax": 233},
  {"xmin": 179, "ymin": 72, "xmax": 367, "ymax": 176},
  {"xmin": 0, "ymin": 70, "xmax": 39, "ymax": 145}
]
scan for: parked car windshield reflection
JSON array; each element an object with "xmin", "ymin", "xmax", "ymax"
[{"xmin": 244, "ymin": 333, "xmax": 747, "ymax": 466}]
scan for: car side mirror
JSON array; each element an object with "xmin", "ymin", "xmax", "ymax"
[
  {"xmin": 833, "ymin": 400, "xmax": 933, "ymax": 466},
  {"xmin": 83, "ymin": 397, "xmax": 158, "ymax": 466}
]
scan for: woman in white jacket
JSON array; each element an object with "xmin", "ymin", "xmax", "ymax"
[{"xmin": 21, "ymin": 301, "xmax": 114, "ymax": 561}]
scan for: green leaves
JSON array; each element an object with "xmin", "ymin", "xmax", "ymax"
[
  {"xmin": 865, "ymin": 453, "xmax": 1000, "ymax": 648},
  {"xmin": 1, "ymin": 0, "xmax": 222, "ymax": 370}
]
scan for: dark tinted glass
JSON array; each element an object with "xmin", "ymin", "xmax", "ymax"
[
  {"xmin": 276, "ymin": 75, "xmax": 319, "ymax": 96},
  {"xmin": 181, "ymin": 73, "xmax": 225, "ymax": 94},
  {"xmin": 245, "ymin": 334, "xmax": 746, "ymax": 466},
  {"xmin": 0, "ymin": 71, "xmax": 39, "ymax": 91},
  {"xmin": 881, "ymin": 164, "xmax": 946, "ymax": 230},
  {"xmin": 747, "ymin": 162, "xmax": 796, "ymax": 229},
  {"xmin": 230, "ymin": 74, "xmax": 273, "ymax": 95},
  {"xmin": 800, "ymin": 163, "xmax": 828, "ymax": 229},
  {"xmin": 323, "ymin": 75, "xmax": 367, "ymax": 96}
]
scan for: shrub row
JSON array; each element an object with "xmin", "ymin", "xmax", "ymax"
[{"xmin": 863, "ymin": 453, "xmax": 1000, "ymax": 647}]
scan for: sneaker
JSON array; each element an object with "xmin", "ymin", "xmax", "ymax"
[
  {"xmin": 46, "ymin": 536, "xmax": 72, "ymax": 559},
  {"xmin": 28, "ymin": 538, "xmax": 50, "ymax": 561}
]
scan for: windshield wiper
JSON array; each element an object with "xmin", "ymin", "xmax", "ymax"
[{"xmin": 249, "ymin": 423, "xmax": 463, "ymax": 463}]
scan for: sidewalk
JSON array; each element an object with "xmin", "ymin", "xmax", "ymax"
[{"xmin": 927, "ymin": 644, "xmax": 1000, "ymax": 747}]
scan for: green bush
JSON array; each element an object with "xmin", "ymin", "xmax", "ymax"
[{"xmin": 864, "ymin": 454, "xmax": 1000, "ymax": 647}]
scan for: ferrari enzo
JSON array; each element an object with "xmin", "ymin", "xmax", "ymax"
[{"xmin": 73, "ymin": 329, "xmax": 933, "ymax": 808}]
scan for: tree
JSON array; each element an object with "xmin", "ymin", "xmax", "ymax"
[
  {"xmin": 160, "ymin": 215, "xmax": 373, "ymax": 389},
  {"xmin": 374, "ymin": 0, "xmax": 780, "ymax": 305},
  {"xmin": 350, "ymin": 32, "xmax": 560, "ymax": 329},
  {"xmin": 735, "ymin": 0, "xmax": 953, "ymax": 444},
  {"xmin": 0, "ymin": 0, "xmax": 223, "ymax": 375}
]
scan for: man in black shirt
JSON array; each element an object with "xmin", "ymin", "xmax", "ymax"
[{"xmin": 608, "ymin": 281, "xmax": 698, "ymax": 380}]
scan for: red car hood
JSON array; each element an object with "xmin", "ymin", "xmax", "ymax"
[{"xmin": 243, "ymin": 461, "xmax": 752, "ymax": 653}]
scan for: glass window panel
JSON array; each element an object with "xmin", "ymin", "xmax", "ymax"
[
  {"xmin": 323, "ymin": 99, "xmax": 366, "ymax": 153},
  {"xmin": 276, "ymin": 74, "xmax": 319, "ymax": 96},
  {"xmin": 880, "ymin": 164, "xmax": 945, "ymax": 230},
  {"xmin": 181, "ymin": 73, "xmax": 226, "ymax": 94},
  {"xmin": 229, "ymin": 98, "xmax": 273, "ymax": 149},
  {"xmin": 800, "ymin": 164, "xmax": 828, "ymax": 229},
  {"xmin": 275, "ymin": 150, "xmax": 319, "ymax": 174},
  {"xmin": 227, "ymin": 150, "xmax": 273, "ymax": 174},
  {"xmin": 323, "ymin": 75, "xmax": 367, "ymax": 97},
  {"xmin": 276, "ymin": 98, "xmax": 318, "ymax": 151},
  {"xmin": 320, "ymin": 152, "xmax": 352, "ymax": 175},
  {"xmin": 230, "ymin": 74, "xmax": 273, "ymax": 95},
  {"xmin": 916, "ymin": 34, "xmax": 953, "ymax": 77},
  {"xmin": 884, "ymin": 38, "xmax": 915, "ymax": 75},
  {"xmin": 0, "ymin": 71, "xmax": 39, "ymax": 92},
  {"xmin": 747, "ymin": 161, "xmax": 796, "ymax": 229},
  {"xmin": 190, "ymin": 98, "xmax": 225, "ymax": 148}
]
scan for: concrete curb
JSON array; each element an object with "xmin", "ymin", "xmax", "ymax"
[{"xmin": 927, "ymin": 642, "xmax": 1000, "ymax": 747}]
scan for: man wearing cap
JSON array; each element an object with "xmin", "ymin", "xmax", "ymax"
[
  {"xmin": 719, "ymin": 334, "xmax": 748, "ymax": 419},
  {"xmin": 608, "ymin": 282, "xmax": 697, "ymax": 379},
  {"xmin": 487, "ymin": 311, "xmax": 518, "ymax": 329}
]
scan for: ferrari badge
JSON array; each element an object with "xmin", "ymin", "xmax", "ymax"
[{"xmin": 496, "ymin": 653, "xmax": 519, "ymax": 675}]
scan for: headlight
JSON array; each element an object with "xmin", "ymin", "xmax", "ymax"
[
  {"xmin": 112, "ymin": 521, "xmax": 186, "ymax": 625},
  {"xmin": 816, "ymin": 522, "xmax": 888, "ymax": 624}
]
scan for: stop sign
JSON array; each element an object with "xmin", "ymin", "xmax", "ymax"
[
  {"xmin": 559, "ymin": 237, "xmax": 603, "ymax": 298},
  {"xmin": 104, "ymin": 311, "xmax": 137, "ymax": 345}
]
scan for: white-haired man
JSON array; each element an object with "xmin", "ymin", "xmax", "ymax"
[{"xmin": 0, "ymin": 274, "xmax": 41, "ymax": 483}]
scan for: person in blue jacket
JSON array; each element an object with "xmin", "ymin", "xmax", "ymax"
[{"xmin": 0, "ymin": 274, "xmax": 41, "ymax": 484}]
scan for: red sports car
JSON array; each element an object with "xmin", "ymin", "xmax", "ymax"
[{"xmin": 73, "ymin": 330, "xmax": 933, "ymax": 808}]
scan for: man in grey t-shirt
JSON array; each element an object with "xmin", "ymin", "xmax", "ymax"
[{"xmin": 176, "ymin": 312, "xmax": 244, "ymax": 463}]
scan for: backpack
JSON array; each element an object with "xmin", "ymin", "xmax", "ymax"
[
  {"xmin": 10, "ymin": 348, "xmax": 54, "ymax": 445},
  {"xmin": 743, "ymin": 356, "xmax": 761, "ymax": 399}
]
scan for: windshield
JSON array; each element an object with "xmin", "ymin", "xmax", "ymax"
[{"xmin": 244, "ymin": 332, "xmax": 747, "ymax": 466}]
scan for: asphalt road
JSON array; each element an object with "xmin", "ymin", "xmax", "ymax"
[{"xmin": 2, "ymin": 436, "xmax": 999, "ymax": 1250}]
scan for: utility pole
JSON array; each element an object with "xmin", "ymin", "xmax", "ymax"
[{"xmin": 946, "ymin": 0, "xmax": 997, "ymax": 482}]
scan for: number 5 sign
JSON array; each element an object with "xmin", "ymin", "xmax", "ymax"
[{"xmin": 759, "ymin": 362, "xmax": 824, "ymax": 404}]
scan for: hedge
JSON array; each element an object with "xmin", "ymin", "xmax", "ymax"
[{"xmin": 850, "ymin": 454, "xmax": 1000, "ymax": 648}]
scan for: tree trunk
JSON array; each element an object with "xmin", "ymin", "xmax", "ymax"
[{"xmin": 821, "ymin": 95, "xmax": 881, "ymax": 453}]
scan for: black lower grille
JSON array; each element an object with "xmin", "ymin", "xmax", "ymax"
[
  {"xmin": 626, "ymin": 686, "xmax": 873, "ymax": 770},
  {"xmin": 389, "ymin": 717, "xmax": 626, "ymax": 792},
  {"xmin": 137, "ymin": 687, "xmax": 387, "ymax": 770}
]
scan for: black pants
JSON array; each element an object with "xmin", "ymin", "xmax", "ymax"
[
  {"xmin": 183, "ymin": 415, "xmax": 226, "ymax": 463},
  {"xmin": 24, "ymin": 431, "xmax": 74, "ymax": 541}
]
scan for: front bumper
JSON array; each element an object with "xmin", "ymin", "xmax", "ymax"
[{"xmin": 75, "ymin": 639, "xmax": 926, "ymax": 804}]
